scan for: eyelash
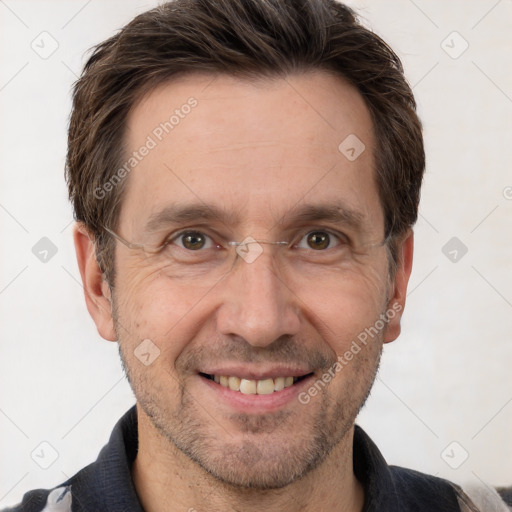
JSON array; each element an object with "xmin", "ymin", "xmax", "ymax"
[{"xmin": 163, "ymin": 228, "xmax": 350, "ymax": 251}]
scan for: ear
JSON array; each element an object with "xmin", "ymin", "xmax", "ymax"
[
  {"xmin": 383, "ymin": 230, "xmax": 414, "ymax": 344},
  {"xmin": 73, "ymin": 222, "xmax": 117, "ymax": 341}
]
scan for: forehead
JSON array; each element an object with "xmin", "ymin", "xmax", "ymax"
[{"xmin": 120, "ymin": 71, "xmax": 381, "ymax": 235}]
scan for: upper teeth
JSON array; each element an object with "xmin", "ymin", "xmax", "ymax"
[{"xmin": 213, "ymin": 375, "xmax": 296, "ymax": 394}]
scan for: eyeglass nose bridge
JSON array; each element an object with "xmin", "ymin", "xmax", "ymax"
[
  {"xmin": 227, "ymin": 239, "xmax": 289, "ymax": 247},
  {"xmin": 227, "ymin": 237, "xmax": 289, "ymax": 264}
]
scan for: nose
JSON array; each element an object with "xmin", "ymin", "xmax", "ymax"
[{"xmin": 216, "ymin": 247, "xmax": 301, "ymax": 348}]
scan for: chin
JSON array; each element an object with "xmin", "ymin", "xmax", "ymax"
[
  {"xmin": 185, "ymin": 437, "xmax": 328, "ymax": 490},
  {"xmin": 164, "ymin": 408, "xmax": 348, "ymax": 491}
]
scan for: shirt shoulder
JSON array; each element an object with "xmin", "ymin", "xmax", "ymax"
[
  {"xmin": 1, "ymin": 406, "xmax": 142, "ymax": 512},
  {"xmin": 387, "ymin": 465, "xmax": 464, "ymax": 509},
  {"xmin": 1, "ymin": 486, "xmax": 71, "ymax": 512},
  {"xmin": 388, "ymin": 466, "xmax": 511, "ymax": 512}
]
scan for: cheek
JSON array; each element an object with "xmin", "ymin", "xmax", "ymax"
[
  {"xmin": 298, "ymin": 262, "xmax": 389, "ymax": 347},
  {"xmin": 114, "ymin": 265, "xmax": 207, "ymax": 359}
]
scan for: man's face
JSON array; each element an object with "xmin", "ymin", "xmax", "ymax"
[{"xmin": 105, "ymin": 71, "xmax": 408, "ymax": 489}]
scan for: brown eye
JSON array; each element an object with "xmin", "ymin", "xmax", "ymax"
[
  {"xmin": 181, "ymin": 232, "xmax": 207, "ymax": 250},
  {"xmin": 306, "ymin": 231, "xmax": 330, "ymax": 250}
]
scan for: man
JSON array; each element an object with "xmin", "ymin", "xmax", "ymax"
[{"xmin": 4, "ymin": 0, "xmax": 509, "ymax": 511}]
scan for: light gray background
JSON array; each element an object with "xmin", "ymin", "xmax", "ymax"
[{"xmin": 1, "ymin": 0, "xmax": 511, "ymax": 507}]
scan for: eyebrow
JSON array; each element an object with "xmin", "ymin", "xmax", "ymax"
[
  {"xmin": 143, "ymin": 201, "xmax": 366, "ymax": 234},
  {"xmin": 276, "ymin": 203, "xmax": 365, "ymax": 232},
  {"xmin": 144, "ymin": 203, "xmax": 240, "ymax": 233}
]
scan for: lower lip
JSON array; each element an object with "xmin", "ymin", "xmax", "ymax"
[{"xmin": 199, "ymin": 374, "xmax": 314, "ymax": 414}]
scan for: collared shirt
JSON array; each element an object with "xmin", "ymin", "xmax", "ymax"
[{"xmin": 2, "ymin": 405, "xmax": 504, "ymax": 512}]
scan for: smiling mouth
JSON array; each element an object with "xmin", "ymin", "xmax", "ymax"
[{"xmin": 199, "ymin": 373, "xmax": 313, "ymax": 395}]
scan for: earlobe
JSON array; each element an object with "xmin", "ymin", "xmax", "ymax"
[
  {"xmin": 73, "ymin": 222, "xmax": 117, "ymax": 342},
  {"xmin": 383, "ymin": 230, "xmax": 414, "ymax": 344}
]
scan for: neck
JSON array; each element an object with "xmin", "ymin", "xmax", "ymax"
[{"xmin": 132, "ymin": 408, "xmax": 364, "ymax": 512}]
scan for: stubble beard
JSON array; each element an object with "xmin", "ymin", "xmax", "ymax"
[{"xmin": 114, "ymin": 300, "xmax": 383, "ymax": 491}]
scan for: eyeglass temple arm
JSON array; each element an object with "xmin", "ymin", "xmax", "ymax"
[{"xmin": 103, "ymin": 226, "xmax": 146, "ymax": 250}]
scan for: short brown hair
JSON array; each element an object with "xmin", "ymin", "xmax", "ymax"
[{"xmin": 66, "ymin": 0, "xmax": 424, "ymax": 286}]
